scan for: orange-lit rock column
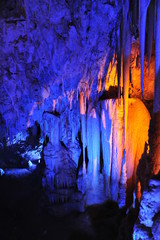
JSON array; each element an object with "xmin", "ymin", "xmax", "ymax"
[{"xmin": 122, "ymin": 0, "xmax": 131, "ymax": 149}]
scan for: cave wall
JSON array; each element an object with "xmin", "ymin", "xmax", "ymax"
[{"xmin": 0, "ymin": 0, "xmax": 122, "ymax": 140}]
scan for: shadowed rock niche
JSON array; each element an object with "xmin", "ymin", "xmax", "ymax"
[{"xmin": 0, "ymin": 1, "xmax": 160, "ymax": 237}]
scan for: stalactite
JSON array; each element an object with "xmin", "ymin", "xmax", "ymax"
[
  {"xmin": 87, "ymin": 106, "xmax": 100, "ymax": 178},
  {"xmin": 154, "ymin": 0, "xmax": 160, "ymax": 114},
  {"xmin": 133, "ymin": 0, "xmax": 138, "ymax": 29},
  {"xmin": 154, "ymin": 0, "xmax": 157, "ymax": 40},
  {"xmin": 117, "ymin": 26, "xmax": 121, "ymax": 101},
  {"xmin": 80, "ymin": 92, "xmax": 86, "ymax": 174},
  {"xmin": 82, "ymin": 115, "xmax": 86, "ymax": 174},
  {"xmin": 136, "ymin": 181, "xmax": 141, "ymax": 203},
  {"xmin": 121, "ymin": 45, "xmax": 123, "ymax": 98},
  {"xmin": 139, "ymin": 0, "xmax": 151, "ymax": 94},
  {"xmin": 118, "ymin": 150, "xmax": 127, "ymax": 207},
  {"xmin": 122, "ymin": 0, "xmax": 131, "ymax": 148},
  {"xmin": 111, "ymin": 101, "xmax": 123, "ymax": 201},
  {"xmin": 148, "ymin": 0, "xmax": 154, "ymax": 74},
  {"xmin": 101, "ymin": 103, "xmax": 112, "ymax": 178},
  {"xmin": 120, "ymin": 150, "xmax": 127, "ymax": 185},
  {"xmin": 101, "ymin": 108, "xmax": 112, "ymax": 196}
]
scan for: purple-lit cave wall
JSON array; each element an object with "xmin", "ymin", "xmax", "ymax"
[{"xmin": 0, "ymin": 0, "xmax": 121, "ymax": 140}]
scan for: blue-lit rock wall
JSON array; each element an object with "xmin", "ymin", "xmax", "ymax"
[{"xmin": 0, "ymin": 0, "xmax": 121, "ymax": 140}]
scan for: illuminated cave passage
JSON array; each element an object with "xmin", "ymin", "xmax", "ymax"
[{"xmin": 0, "ymin": 0, "xmax": 160, "ymax": 239}]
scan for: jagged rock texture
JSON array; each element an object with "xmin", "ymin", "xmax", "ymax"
[
  {"xmin": 0, "ymin": 0, "xmax": 121, "ymax": 140},
  {"xmin": 133, "ymin": 176, "xmax": 160, "ymax": 240}
]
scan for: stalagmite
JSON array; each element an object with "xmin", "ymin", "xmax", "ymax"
[
  {"xmin": 139, "ymin": 0, "xmax": 151, "ymax": 94},
  {"xmin": 148, "ymin": 0, "xmax": 154, "ymax": 74}
]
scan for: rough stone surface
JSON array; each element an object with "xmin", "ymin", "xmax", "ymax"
[
  {"xmin": 152, "ymin": 213, "xmax": 160, "ymax": 240},
  {"xmin": 0, "ymin": 0, "xmax": 122, "ymax": 140},
  {"xmin": 42, "ymin": 140, "xmax": 85, "ymax": 213},
  {"xmin": 133, "ymin": 176, "xmax": 160, "ymax": 239},
  {"xmin": 150, "ymin": 111, "xmax": 160, "ymax": 175}
]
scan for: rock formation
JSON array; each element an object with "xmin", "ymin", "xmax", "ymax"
[
  {"xmin": 133, "ymin": 175, "xmax": 160, "ymax": 240},
  {"xmin": 0, "ymin": 2, "xmax": 159, "ymax": 236}
]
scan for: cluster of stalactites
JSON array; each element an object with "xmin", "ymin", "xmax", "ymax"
[
  {"xmin": 77, "ymin": 0, "xmax": 160, "ymax": 175},
  {"xmin": 139, "ymin": 0, "xmax": 151, "ymax": 95},
  {"xmin": 116, "ymin": 0, "xmax": 160, "ymax": 105},
  {"xmin": 121, "ymin": 0, "xmax": 153, "ymax": 96},
  {"xmin": 78, "ymin": 81, "xmax": 90, "ymax": 173},
  {"xmin": 137, "ymin": 0, "xmax": 160, "ymax": 113},
  {"xmin": 138, "ymin": 0, "xmax": 160, "ymax": 174},
  {"xmin": 116, "ymin": 0, "xmax": 160, "ymax": 169}
]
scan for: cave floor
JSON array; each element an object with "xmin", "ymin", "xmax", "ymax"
[{"xmin": 0, "ymin": 168, "xmax": 136, "ymax": 240}]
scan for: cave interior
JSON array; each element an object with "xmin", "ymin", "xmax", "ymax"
[{"xmin": 0, "ymin": 0, "xmax": 160, "ymax": 239}]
